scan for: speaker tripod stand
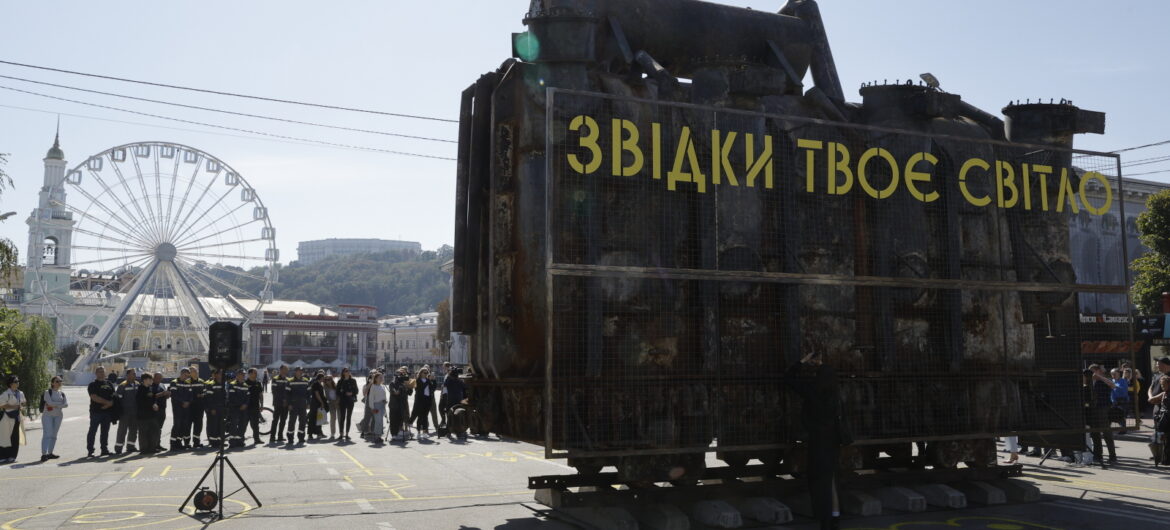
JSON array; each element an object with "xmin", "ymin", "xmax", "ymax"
[{"xmin": 179, "ymin": 378, "xmax": 262, "ymax": 520}]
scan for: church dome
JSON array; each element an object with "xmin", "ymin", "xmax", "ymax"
[{"xmin": 46, "ymin": 134, "xmax": 64, "ymax": 160}]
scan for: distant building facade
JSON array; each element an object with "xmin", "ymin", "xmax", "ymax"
[
  {"xmin": 250, "ymin": 302, "xmax": 379, "ymax": 370},
  {"xmin": 378, "ymin": 312, "xmax": 443, "ymax": 369},
  {"xmin": 296, "ymin": 238, "xmax": 421, "ymax": 264}
]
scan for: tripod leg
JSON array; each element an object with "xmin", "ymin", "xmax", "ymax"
[
  {"xmin": 179, "ymin": 456, "xmax": 221, "ymax": 513},
  {"xmin": 222, "ymin": 456, "xmax": 263, "ymax": 508}
]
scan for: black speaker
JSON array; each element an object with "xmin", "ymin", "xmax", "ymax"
[{"xmin": 208, "ymin": 322, "xmax": 242, "ymax": 370}]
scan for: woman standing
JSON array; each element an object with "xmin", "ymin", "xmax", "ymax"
[
  {"xmin": 0, "ymin": 375, "xmax": 27, "ymax": 464},
  {"xmin": 389, "ymin": 367, "xmax": 412, "ymax": 441},
  {"xmin": 1152, "ymin": 376, "xmax": 1170, "ymax": 466},
  {"xmin": 325, "ymin": 375, "xmax": 340, "ymax": 440},
  {"xmin": 41, "ymin": 376, "xmax": 68, "ymax": 461},
  {"xmin": 367, "ymin": 372, "xmax": 388, "ymax": 445},
  {"xmin": 308, "ymin": 372, "xmax": 327, "ymax": 440},
  {"xmin": 410, "ymin": 367, "xmax": 436, "ymax": 439},
  {"xmin": 337, "ymin": 368, "xmax": 359, "ymax": 441}
]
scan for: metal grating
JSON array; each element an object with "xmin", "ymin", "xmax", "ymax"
[{"xmin": 543, "ymin": 89, "xmax": 1129, "ymax": 459}]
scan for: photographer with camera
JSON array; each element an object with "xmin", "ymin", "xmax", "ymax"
[
  {"xmin": 389, "ymin": 367, "xmax": 413, "ymax": 442},
  {"xmin": 410, "ymin": 367, "xmax": 436, "ymax": 440},
  {"xmin": 1087, "ymin": 364, "xmax": 1118, "ymax": 465},
  {"xmin": 286, "ymin": 367, "xmax": 311, "ymax": 445}
]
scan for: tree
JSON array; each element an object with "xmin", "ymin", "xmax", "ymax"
[
  {"xmin": 0, "ymin": 309, "xmax": 54, "ymax": 411},
  {"xmin": 1133, "ymin": 190, "xmax": 1170, "ymax": 313},
  {"xmin": 57, "ymin": 342, "xmax": 82, "ymax": 370},
  {"xmin": 0, "ymin": 154, "xmax": 18, "ymax": 279}
]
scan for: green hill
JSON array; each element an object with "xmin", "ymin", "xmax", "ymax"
[{"xmin": 211, "ymin": 245, "xmax": 452, "ymax": 316}]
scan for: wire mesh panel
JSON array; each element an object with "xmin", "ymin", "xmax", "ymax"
[{"xmin": 544, "ymin": 89, "xmax": 1128, "ymax": 459}]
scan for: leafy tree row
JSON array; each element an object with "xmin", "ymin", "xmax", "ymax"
[{"xmin": 209, "ymin": 245, "xmax": 454, "ymax": 316}]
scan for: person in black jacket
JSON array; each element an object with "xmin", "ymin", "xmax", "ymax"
[
  {"xmin": 245, "ymin": 368, "xmax": 264, "ymax": 444},
  {"xmin": 169, "ymin": 368, "xmax": 192, "ymax": 451},
  {"xmin": 337, "ymin": 368, "xmax": 359, "ymax": 442},
  {"xmin": 150, "ymin": 372, "xmax": 170, "ymax": 451},
  {"xmin": 269, "ymin": 365, "xmax": 290, "ymax": 444},
  {"xmin": 308, "ymin": 371, "xmax": 328, "ymax": 440},
  {"xmin": 286, "ymin": 367, "xmax": 311, "ymax": 445},
  {"xmin": 203, "ymin": 370, "xmax": 227, "ymax": 449},
  {"xmin": 226, "ymin": 371, "xmax": 250, "ymax": 449},
  {"xmin": 784, "ymin": 351, "xmax": 846, "ymax": 530},
  {"xmin": 136, "ymin": 374, "xmax": 161, "ymax": 454},
  {"xmin": 410, "ymin": 367, "xmax": 437, "ymax": 439},
  {"xmin": 389, "ymin": 367, "xmax": 413, "ymax": 442},
  {"xmin": 86, "ymin": 366, "xmax": 117, "ymax": 458},
  {"xmin": 187, "ymin": 365, "xmax": 206, "ymax": 448}
]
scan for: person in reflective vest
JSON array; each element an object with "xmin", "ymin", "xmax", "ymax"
[
  {"xmin": 202, "ymin": 370, "xmax": 227, "ymax": 449},
  {"xmin": 285, "ymin": 367, "xmax": 311, "ymax": 445},
  {"xmin": 187, "ymin": 365, "xmax": 206, "ymax": 448},
  {"xmin": 246, "ymin": 368, "xmax": 264, "ymax": 444},
  {"xmin": 169, "ymin": 368, "xmax": 193, "ymax": 451},
  {"xmin": 269, "ymin": 366, "xmax": 290, "ymax": 444},
  {"xmin": 227, "ymin": 371, "xmax": 250, "ymax": 449}
]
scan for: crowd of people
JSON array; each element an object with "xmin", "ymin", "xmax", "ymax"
[
  {"xmin": 0, "ymin": 361, "xmax": 470, "ymax": 464},
  {"xmin": 1000, "ymin": 356, "xmax": 1170, "ymax": 467}
]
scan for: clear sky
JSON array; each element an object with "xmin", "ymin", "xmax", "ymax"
[{"xmin": 2, "ymin": 0, "xmax": 1168, "ymax": 265}]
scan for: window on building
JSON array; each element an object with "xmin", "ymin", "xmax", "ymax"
[
  {"xmin": 346, "ymin": 332, "xmax": 359, "ymax": 351},
  {"xmin": 131, "ymin": 338, "xmax": 140, "ymax": 350},
  {"xmin": 260, "ymin": 330, "xmax": 273, "ymax": 347},
  {"xmin": 282, "ymin": 330, "xmax": 339, "ymax": 348},
  {"xmin": 151, "ymin": 338, "xmax": 161, "ymax": 349},
  {"xmin": 42, "ymin": 237, "xmax": 57, "ymax": 266}
]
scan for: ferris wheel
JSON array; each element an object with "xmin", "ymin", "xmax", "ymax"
[{"xmin": 29, "ymin": 141, "xmax": 278, "ymax": 370}]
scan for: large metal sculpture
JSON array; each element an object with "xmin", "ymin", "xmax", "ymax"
[{"xmin": 454, "ymin": 0, "xmax": 1127, "ymax": 484}]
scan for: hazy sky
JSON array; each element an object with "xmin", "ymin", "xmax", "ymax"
[{"xmin": 2, "ymin": 0, "xmax": 1168, "ymax": 265}]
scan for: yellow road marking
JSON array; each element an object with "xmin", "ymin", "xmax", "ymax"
[
  {"xmin": 0, "ymin": 471, "xmax": 127, "ymax": 482},
  {"xmin": 338, "ymin": 447, "xmax": 373, "ymax": 476},
  {"xmin": 262, "ymin": 490, "xmax": 531, "ymax": 510},
  {"xmin": 1026, "ymin": 472, "xmax": 1170, "ymax": 494},
  {"xmin": 398, "ymin": 473, "xmax": 408, "ymax": 481},
  {"xmin": 159, "ymin": 465, "xmax": 171, "ymax": 477},
  {"xmin": 129, "ymin": 466, "xmax": 144, "ymax": 479}
]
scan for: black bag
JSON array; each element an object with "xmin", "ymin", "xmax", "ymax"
[
  {"xmin": 110, "ymin": 397, "xmax": 123, "ymax": 423},
  {"xmin": 3, "ymin": 409, "xmax": 18, "ymax": 419},
  {"xmin": 1156, "ymin": 409, "xmax": 1170, "ymax": 432}
]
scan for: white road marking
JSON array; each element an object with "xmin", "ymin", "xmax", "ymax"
[
  {"xmin": 355, "ymin": 498, "xmax": 375, "ymax": 513},
  {"xmin": 337, "ymin": 481, "xmax": 354, "ymax": 490},
  {"xmin": 326, "ymin": 467, "xmax": 339, "ymax": 476}
]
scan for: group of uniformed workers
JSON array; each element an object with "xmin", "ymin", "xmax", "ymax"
[{"xmin": 163, "ymin": 365, "xmax": 263, "ymax": 451}]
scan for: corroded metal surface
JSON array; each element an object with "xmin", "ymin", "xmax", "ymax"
[{"xmin": 454, "ymin": 0, "xmax": 1126, "ymax": 480}]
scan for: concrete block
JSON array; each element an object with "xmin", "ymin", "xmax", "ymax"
[
  {"xmin": 993, "ymin": 479, "xmax": 1041, "ymax": 502},
  {"xmin": 732, "ymin": 497, "xmax": 792, "ymax": 524},
  {"xmin": 692, "ymin": 500, "xmax": 743, "ymax": 528},
  {"xmin": 910, "ymin": 483, "xmax": 967, "ymax": 509},
  {"xmin": 873, "ymin": 486, "xmax": 927, "ymax": 512},
  {"xmin": 561, "ymin": 507, "xmax": 639, "ymax": 530},
  {"xmin": 840, "ymin": 490, "xmax": 883, "ymax": 517},
  {"xmin": 634, "ymin": 503, "xmax": 690, "ymax": 530},
  {"xmin": 781, "ymin": 494, "xmax": 813, "ymax": 517},
  {"xmin": 952, "ymin": 481, "xmax": 1007, "ymax": 505}
]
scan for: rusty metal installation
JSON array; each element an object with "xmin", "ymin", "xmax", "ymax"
[{"xmin": 453, "ymin": 0, "xmax": 1128, "ymax": 483}]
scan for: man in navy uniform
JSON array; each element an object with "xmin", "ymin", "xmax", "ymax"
[
  {"xmin": 86, "ymin": 366, "xmax": 117, "ymax": 458},
  {"xmin": 187, "ymin": 365, "xmax": 206, "ymax": 448},
  {"xmin": 113, "ymin": 368, "xmax": 140, "ymax": 455},
  {"xmin": 202, "ymin": 369, "xmax": 227, "ymax": 449},
  {"xmin": 227, "ymin": 370, "xmax": 250, "ymax": 449},
  {"xmin": 245, "ymin": 368, "xmax": 264, "ymax": 444},
  {"xmin": 169, "ymin": 368, "xmax": 193, "ymax": 450},
  {"xmin": 285, "ymin": 367, "xmax": 311, "ymax": 445},
  {"xmin": 269, "ymin": 365, "xmax": 290, "ymax": 444}
]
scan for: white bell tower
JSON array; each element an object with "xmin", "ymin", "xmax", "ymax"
[{"xmin": 24, "ymin": 131, "xmax": 75, "ymax": 299}]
